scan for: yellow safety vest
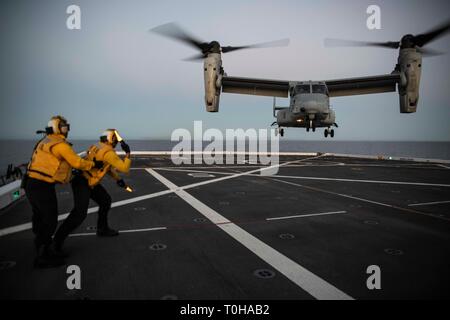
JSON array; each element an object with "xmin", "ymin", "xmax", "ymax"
[
  {"xmin": 83, "ymin": 143, "xmax": 114, "ymax": 187},
  {"xmin": 27, "ymin": 135, "xmax": 72, "ymax": 184}
]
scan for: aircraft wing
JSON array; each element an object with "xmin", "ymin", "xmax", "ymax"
[
  {"xmin": 222, "ymin": 76, "xmax": 289, "ymax": 98},
  {"xmin": 324, "ymin": 73, "xmax": 401, "ymax": 97}
]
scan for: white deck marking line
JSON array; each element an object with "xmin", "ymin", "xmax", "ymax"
[
  {"xmin": 0, "ymin": 156, "xmax": 323, "ymax": 238},
  {"xmin": 0, "ymin": 189, "xmax": 172, "ymax": 237},
  {"xmin": 133, "ymin": 164, "xmax": 343, "ymax": 171},
  {"xmin": 265, "ymin": 174, "xmax": 450, "ymax": 188},
  {"xmin": 340, "ymin": 163, "xmax": 443, "ymax": 169},
  {"xmin": 134, "ymin": 165, "xmax": 334, "ymax": 170},
  {"xmin": 267, "ymin": 211, "xmax": 347, "ymax": 221},
  {"xmin": 150, "ymin": 165, "xmax": 265, "ymax": 170},
  {"xmin": 408, "ymin": 200, "xmax": 450, "ymax": 207},
  {"xmin": 135, "ymin": 168, "xmax": 449, "ymax": 187},
  {"xmin": 169, "ymin": 155, "xmax": 325, "ymax": 192},
  {"xmin": 146, "ymin": 168, "xmax": 353, "ymax": 300},
  {"xmin": 437, "ymin": 164, "xmax": 450, "ymax": 169},
  {"xmin": 69, "ymin": 226, "xmax": 167, "ymax": 237},
  {"xmin": 68, "ymin": 232, "xmax": 96, "ymax": 237},
  {"xmin": 272, "ymin": 178, "xmax": 450, "ymax": 222},
  {"xmin": 154, "ymin": 168, "xmax": 235, "ymax": 176},
  {"xmin": 147, "ymin": 163, "xmax": 443, "ymax": 170}
]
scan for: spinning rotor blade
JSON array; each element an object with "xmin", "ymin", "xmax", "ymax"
[
  {"xmin": 151, "ymin": 22, "xmax": 290, "ymax": 61},
  {"xmin": 417, "ymin": 47, "xmax": 445, "ymax": 57},
  {"xmin": 150, "ymin": 22, "xmax": 207, "ymax": 52},
  {"xmin": 324, "ymin": 38, "xmax": 399, "ymax": 49},
  {"xmin": 414, "ymin": 20, "xmax": 450, "ymax": 47},
  {"xmin": 221, "ymin": 38, "xmax": 290, "ymax": 53},
  {"xmin": 324, "ymin": 19, "xmax": 450, "ymax": 53},
  {"xmin": 182, "ymin": 53, "xmax": 206, "ymax": 62}
]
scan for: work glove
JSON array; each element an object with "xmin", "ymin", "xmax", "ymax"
[
  {"xmin": 117, "ymin": 179, "xmax": 126, "ymax": 188},
  {"xmin": 120, "ymin": 141, "xmax": 131, "ymax": 154},
  {"xmin": 93, "ymin": 158, "xmax": 103, "ymax": 169}
]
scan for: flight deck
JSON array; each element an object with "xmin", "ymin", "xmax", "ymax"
[{"xmin": 0, "ymin": 154, "xmax": 449, "ymax": 300}]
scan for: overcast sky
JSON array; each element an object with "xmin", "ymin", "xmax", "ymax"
[{"xmin": 0, "ymin": 0, "xmax": 449, "ymax": 140}]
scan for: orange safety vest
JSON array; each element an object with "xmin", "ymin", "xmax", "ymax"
[
  {"xmin": 83, "ymin": 143, "xmax": 114, "ymax": 187},
  {"xmin": 27, "ymin": 135, "xmax": 72, "ymax": 184}
]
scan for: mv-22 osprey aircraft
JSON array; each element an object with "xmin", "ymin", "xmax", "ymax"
[{"xmin": 152, "ymin": 20, "xmax": 450, "ymax": 137}]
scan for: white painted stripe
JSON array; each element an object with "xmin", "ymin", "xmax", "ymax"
[
  {"xmin": 116, "ymin": 151, "xmax": 319, "ymax": 157},
  {"xmin": 408, "ymin": 200, "xmax": 450, "ymax": 207},
  {"xmin": 113, "ymin": 151, "xmax": 450, "ymax": 163},
  {"xmin": 134, "ymin": 163, "xmax": 441, "ymax": 170},
  {"xmin": 266, "ymin": 211, "xmax": 347, "ymax": 221},
  {"xmin": 0, "ymin": 190, "xmax": 172, "ymax": 237},
  {"xmin": 110, "ymin": 190, "xmax": 174, "ymax": 208},
  {"xmin": 0, "ymin": 156, "xmax": 322, "ymax": 238},
  {"xmin": 153, "ymin": 165, "xmax": 266, "ymax": 170},
  {"xmin": 325, "ymin": 153, "xmax": 450, "ymax": 164},
  {"xmin": 171, "ymin": 156, "xmax": 323, "ymax": 191},
  {"xmin": 272, "ymin": 178, "xmax": 450, "ymax": 222},
  {"xmin": 272, "ymin": 179, "xmax": 402, "ymax": 209},
  {"xmin": 69, "ymin": 232, "xmax": 96, "ymax": 237},
  {"xmin": 267, "ymin": 174, "xmax": 450, "ymax": 188},
  {"xmin": 146, "ymin": 168, "xmax": 353, "ymax": 300},
  {"xmin": 0, "ymin": 206, "xmax": 99, "ymax": 238},
  {"xmin": 69, "ymin": 226, "xmax": 167, "ymax": 237},
  {"xmin": 82, "ymin": 150, "xmax": 450, "ymax": 164},
  {"xmin": 155, "ymin": 168, "xmax": 234, "ymax": 176},
  {"xmin": 438, "ymin": 164, "xmax": 450, "ymax": 169},
  {"xmin": 119, "ymin": 226, "xmax": 167, "ymax": 234},
  {"xmin": 155, "ymin": 156, "xmax": 322, "ymax": 195}
]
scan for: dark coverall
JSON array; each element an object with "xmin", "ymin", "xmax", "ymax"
[
  {"xmin": 53, "ymin": 174, "xmax": 112, "ymax": 244},
  {"xmin": 25, "ymin": 135, "xmax": 94, "ymax": 251},
  {"xmin": 25, "ymin": 178, "xmax": 59, "ymax": 249},
  {"xmin": 53, "ymin": 144, "xmax": 130, "ymax": 244}
]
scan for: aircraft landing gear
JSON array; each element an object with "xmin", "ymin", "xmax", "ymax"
[
  {"xmin": 324, "ymin": 128, "xmax": 335, "ymax": 138},
  {"xmin": 275, "ymin": 128, "xmax": 284, "ymax": 137},
  {"xmin": 306, "ymin": 120, "xmax": 315, "ymax": 133},
  {"xmin": 309, "ymin": 120, "xmax": 315, "ymax": 132}
]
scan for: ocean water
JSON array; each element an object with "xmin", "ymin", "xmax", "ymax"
[{"xmin": 1, "ymin": 139, "xmax": 449, "ymax": 176}]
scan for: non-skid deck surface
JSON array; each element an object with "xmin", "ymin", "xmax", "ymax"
[{"xmin": 0, "ymin": 155, "xmax": 449, "ymax": 299}]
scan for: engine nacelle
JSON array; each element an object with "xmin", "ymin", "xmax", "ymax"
[
  {"xmin": 397, "ymin": 48, "xmax": 422, "ymax": 113},
  {"xmin": 204, "ymin": 53, "xmax": 223, "ymax": 112}
]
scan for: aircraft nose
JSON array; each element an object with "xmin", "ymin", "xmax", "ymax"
[
  {"xmin": 303, "ymin": 101, "xmax": 318, "ymax": 109},
  {"xmin": 293, "ymin": 100, "xmax": 324, "ymax": 114},
  {"xmin": 300, "ymin": 101, "xmax": 321, "ymax": 113}
]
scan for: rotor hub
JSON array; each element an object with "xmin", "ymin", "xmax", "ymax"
[{"xmin": 400, "ymin": 34, "xmax": 416, "ymax": 49}]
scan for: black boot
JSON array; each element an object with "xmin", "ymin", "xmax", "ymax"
[
  {"xmin": 96, "ymin": 226, "xmax": 119, "ymax": 237},
  {"xmin": 52, "ymin": 241, "xmax": 69, "ymax": 259},
  {"xmin": 34, "ymin": 245, "xmax": 66, "ymax": 269}
]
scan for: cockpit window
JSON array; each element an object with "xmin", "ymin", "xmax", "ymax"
[
  {"xmin": 312, "ymin": 84, "xmax": 327, "ymax": 95},
  {"xmin": 294, "ymin": 85, "xmax": 310, "ymax": 94}
]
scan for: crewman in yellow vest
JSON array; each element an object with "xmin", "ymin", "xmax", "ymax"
[
  {"xmin": 53, "ymin": 129, "xmax": 131, "ymax": 253},
  {"xmin": 24, "ymin": 115, "xmax": 98, "ymax": 268}
]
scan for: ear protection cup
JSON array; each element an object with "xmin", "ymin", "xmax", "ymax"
[
  {"xmin": 47, "ymin": 118, "xmax": 61, "ymax": 135},
  {"xmin": 46, "ymin": 116, "xmax": 70, "ymax": 135}
]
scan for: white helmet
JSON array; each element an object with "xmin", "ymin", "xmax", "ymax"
[
  {"xmin": 46, "ymin": 115, "xmax": 70, "ymax": 136},
  {"xmin": 100, "ymin": 129, "xmax": 119, "ymax": 145}
]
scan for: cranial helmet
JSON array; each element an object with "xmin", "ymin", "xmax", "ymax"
[
  {"xmin": 100, "ymin": 129, "xmax": 118, "ymax": 146},
  {"xmin": 46, "ymin": 115, "xmax": 70, "ymax": 136}
]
